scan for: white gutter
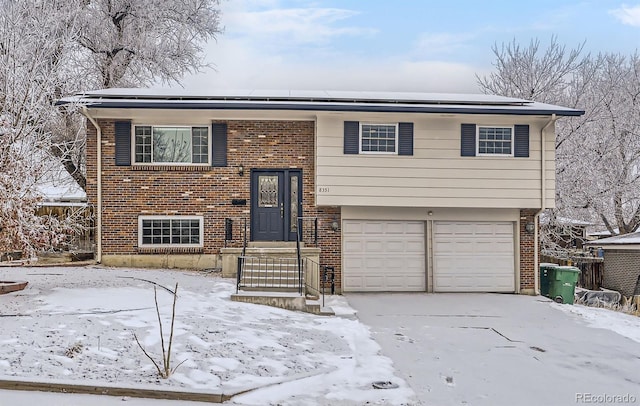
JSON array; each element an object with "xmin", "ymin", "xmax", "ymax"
[
  {"xmin": 534, "ymin": 113, "xmax": 557, "ymax": 295},
  {"xmin": 81, "ymin": 107, "xmax": 102, "ymax": 263}
]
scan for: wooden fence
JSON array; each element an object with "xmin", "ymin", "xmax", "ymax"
[{"xmin": 540, "ymin": 255, "xmax": 604, "ymax": 290}]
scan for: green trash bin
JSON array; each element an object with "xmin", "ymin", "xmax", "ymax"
[
  {"xmin": 548, "ymin": 266, "xmax": 581, "ymax": 304},
  {"xmin": 539, "ymin": 263, "xmax": 558, "ymax": 298}
]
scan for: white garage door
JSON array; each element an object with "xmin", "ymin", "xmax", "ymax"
[
  {"xmin": 433, "ymin": 221, "xmax": 515, "ymax": 292},
  {"xmin": 343, "ymin": 220, "xmax": 425, "ymax": 292}
]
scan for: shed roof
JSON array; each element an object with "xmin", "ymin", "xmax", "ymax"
[
  {"xmin": 585, "ymin": 232, "xmax": 640, "ymax": 246},
  {"xmin": 58, "ymin": 88, "xmax": 585, "ymax": 116}
]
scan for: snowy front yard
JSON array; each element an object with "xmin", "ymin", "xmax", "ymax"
[{"xmin": 0, "ymin": 266, "xmax": 414, "ymax": 405}]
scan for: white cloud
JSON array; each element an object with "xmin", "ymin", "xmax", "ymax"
[
  {"xmin": 610, "ymin": 4, "xmax": 640, "ymax": 26},
  {"xmin": 183, "ymin": 37, "xmax": 481, "ymax": 93},
  {"xmin": 414, "ymin": 32, "xmax": 477, "ymax": 57},
  {"xmin": 220, "ymin": 0, "xmax": 376, "ymax": 50},
  {"xmin": 177, "ymin": 0, "xmax": 483, "ymax": 94}
]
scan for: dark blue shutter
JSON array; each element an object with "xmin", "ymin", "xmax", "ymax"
[
  {"xmin": 461, "ymin": 124, "xmax": 476, "ymax": 156},
  {"xmin": 344, "ymin": 121, "xmax": 359, "ymax": 154},
  {"xmin": 114, "ymin": 121, "xmax": 131, "ymax": 166},
  {"xmin": 398, "ymin": 122, "xmax": 414, "ymax": 156},
  {"xmin": 211, "ymin": 123, "xmax": 228, "ymax": 167},
  {"xmin": 514, "ymin": 125, "xmax": 530, "ymax": 157}
]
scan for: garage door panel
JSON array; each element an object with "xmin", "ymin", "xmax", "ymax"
[
  {"xmin": 362, "ymin": 222, "xmax": 384, "ymax": 233},
  {"xmin": 343, "ymin": 220, "xmax": 425, "ymax": 292},
  {"xmin": 364, "ymin": 240, "xmax": 384, "ymax": 251},
  {"xmin": 434, "ymin": 221, "xmax": 515, "ymax": 293},
  {"xmin": 385, "ymin": 222, "xmax": 407, "ymax": 234}
]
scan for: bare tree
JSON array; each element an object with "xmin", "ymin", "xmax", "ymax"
[
  {"xmin": 0, "ymin": 0, "xmax": 81, "ymax": 257},
  {"xmin": 477, "ymin": 36, "xmax": 588, "ymax": 104},
  {"xmin": 478, "ymin": 37, "xmax": 640, "ymax": 256},
  {"xmin": 0, "ymin": 0, "xmax": 221, "ymax": 254},
  {"xmin": 73, "ymin": 0, "xmax": 221, "ymax": 88}
]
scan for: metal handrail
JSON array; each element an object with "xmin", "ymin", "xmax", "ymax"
[
  {"xmin": 224, "ymin": 217, "xmax": 249, "ymax": 256},
  {"xmin": 296, "ymin": 216, "xmax": 319, "ymax": 247}
]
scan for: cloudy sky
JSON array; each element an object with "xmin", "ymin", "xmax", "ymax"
[{"xmin": 180, "ymin": 0, "xmax": 640, "ymax": 93}]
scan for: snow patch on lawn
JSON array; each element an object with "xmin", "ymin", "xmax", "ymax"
[
  {"xmin": 0, "ymin": 267, "xmax": 414, "ymax": 405},
  {"xmin": 552, "ymin": 303, "xmax": 640, "ymax": 343}
]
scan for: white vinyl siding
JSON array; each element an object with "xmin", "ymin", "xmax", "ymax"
[
  {"xmin": 343, "ymin": 220, "xmax": 425, "ymax": 291},
  {"xmin": 316, "ymin": 114, "xmax": 555, "ymax": 209},
  {"xmin": 433, "ymin": 221, "xmax": 515, "ymax": 292}
]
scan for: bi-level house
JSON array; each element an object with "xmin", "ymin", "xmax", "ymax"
[{"xmin": 60, "ymin": 89, "xmax": 583, "ymax": 295}]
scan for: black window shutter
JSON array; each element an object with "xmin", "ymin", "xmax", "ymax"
[
  {"xmin": 460, "ymin": 124, "xmax": 476, "ymax": 156},
  {"xmin": 344, "ymin": 121, "xmax": 359, "ymax": 154},
  {"xmin": 398, "ymin": 122, "xmax": 414, "ymax": 156},
  {"xmin": 514, "ymin": 125, "xmax": 530, "ymax": 157},
  {"xmin": 114, "ymin": 121, "xmax": 131, "ymax": 166},
  {"xmin": 211, "ymin": 123, "xmax": 228, "ymax": 167}
]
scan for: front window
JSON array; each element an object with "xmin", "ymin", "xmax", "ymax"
[
  {"xmin": 478, "ymin": 126, "xmax": 513, "ymax": 155},
  {"xmin": 134, "ymin": 126, "xmax": 209, "ymax": 164},
  {"xmin": 360, "ymin": 123, "xmax": 398, "ymax": 153},
  {"xmin": 138, "ymin": 216, "xmax": 203, "ymax": 247}
]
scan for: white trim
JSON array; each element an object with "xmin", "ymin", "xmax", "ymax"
[
  {"xmin": 138, "ymin": 215, "xmax": 204, "ymax": 248},
  {"xmin": 132, "ymin": 124, "xmax": 211, "ymax": 166},
  {"xmin": 359, "ymin": 122, "xmax": 399, "ymax": 155},
  {"xmin": 476, "ymin": 125, "xmax": 514, "ymax": 157}
]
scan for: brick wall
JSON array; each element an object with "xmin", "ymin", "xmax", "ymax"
[
  {"xmin": 603, "ymin": 250, "xmax": 640, "ymax": 297},
  {"xmin": 519, "ymin": 209, "xmax": 538, "ymax": 291},
  {"xmin": 86, "ymin": 119, "xmax": 342, "ymax": 287}
]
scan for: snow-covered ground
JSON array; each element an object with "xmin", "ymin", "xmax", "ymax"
[
  {"xmin": 0, "ymin": 266, "xmax": 414, "ymax": 405},
  {"xmin": 553, "ymin": 302, "xmax": 640, "ymax": 343}
]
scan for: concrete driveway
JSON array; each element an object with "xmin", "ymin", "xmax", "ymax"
[{"xmin": 346, "ymin": 293, "xmax": 640, "ymax": 406}]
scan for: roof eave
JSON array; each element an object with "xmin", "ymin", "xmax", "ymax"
[{"xmin": 57, "ymin": 100, "xmax": 584, "ymax": 116}]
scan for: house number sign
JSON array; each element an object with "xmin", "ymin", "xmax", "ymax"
[{"xmin": 318, "ymin": 187, "xmax": 330, "ymax": 193}]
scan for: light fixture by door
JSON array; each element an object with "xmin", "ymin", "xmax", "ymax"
[
  {"xmin": 331, "ymin": 219, "xmax": 340, "ymax": 232},
  {"xmin": 238, "ymin": 164, "xmax": 244, "ymax": 176},
  {"xmin": 525, "ymin": 222, "xmax": 535, "ymax": 233}
]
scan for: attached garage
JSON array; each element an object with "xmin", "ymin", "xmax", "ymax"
[
  {"xmin": 433, "ymin": 221, "xmax": 515, "ymax": 292},
  {"xmin": 343, "ymin": 220, "xmax": 425, "ymax": 292}
]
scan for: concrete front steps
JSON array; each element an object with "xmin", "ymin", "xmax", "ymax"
[
  {"xmin": 231, "ymin": 291, "xmax": 334, "ymax": 315},
  {"xmin": 220, "ymin": 241, "xmax": 321, "ymax": 280},
  {"xmin": 227, "ymin": 241, "xmax": 330, "ymax": 314},
  {"xmin": 238, "ymin": 261, "xmax": 301, "ymax": 291}
]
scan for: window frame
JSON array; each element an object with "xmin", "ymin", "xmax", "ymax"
[
  {"xmin": 138, "ymin": 215, "xmax": 204, "ymax": 248},
  {"xmin": 132, "ymin": 124, "xmax": 211, "ymax": 166},
  {"xmin": 476, "ymin": 125, "xmax": 514, "ymax": 157},
  {"xmin": 359, "ymin": 122, "xmax": 399, "ymax": 155}
]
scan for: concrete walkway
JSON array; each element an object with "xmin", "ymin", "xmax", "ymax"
[{"xmin": 346, "ymin": 293, "xmax": 640, "ymax": 406}]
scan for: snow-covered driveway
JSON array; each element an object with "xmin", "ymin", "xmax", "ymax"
[
  {"xmin": 0, "ymin": 266, "xmax": 413, "ymax": 405},
  {"xmin": 347, "ymin": 293, "xmax": 640, "ymax": 406}
]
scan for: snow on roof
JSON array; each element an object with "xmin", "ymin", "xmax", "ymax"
[
  {"xmin": 588, "ymin": 229, "xmax": 617, "ymax": 237},
  {"xmin": 73, "ymin": 88, "xmax": 535, "ymax": 104},
  {"xmin": 539, "ymin": 213, "xmax": 593, "ymax": 226},
  {"xmin": 585, "ymin": 231, "xmax": 640, "ymax": 245},
  {"xmin": 36, "ymin": 163, "xmax": 86, "ymax": 203},
  {"xmin": 58, "ymin": 88, "xmax": 585, "ymax": 116}
]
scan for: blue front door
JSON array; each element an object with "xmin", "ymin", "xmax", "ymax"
[{"xmin": 251, "ymin": 169, "xmax": 302, "ymax": 241}]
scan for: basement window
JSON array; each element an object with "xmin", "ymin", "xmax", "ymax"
[{"xmin": 138, "ymin": 216, "xmax": 204, "ymax": 247}]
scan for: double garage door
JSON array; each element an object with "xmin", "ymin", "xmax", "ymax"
[{"xmin": 343, "ymin": 220, "xmax": 515, "ymax": 292}]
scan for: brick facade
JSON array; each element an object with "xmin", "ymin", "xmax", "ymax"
[
  {"xmin": 86, "ymin": 119, "xmax": 342, "ymax": 287},
  {"xmin": 86, "ymin": 119, "xmax": 539, "ymax": 295},
  {"xmin": 603, "ymin": 250, "xmax": 640, "ymax": 297},
  {"xmin": 519, "ymin": 209, "xmax": 538, "ymax": 292}
]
